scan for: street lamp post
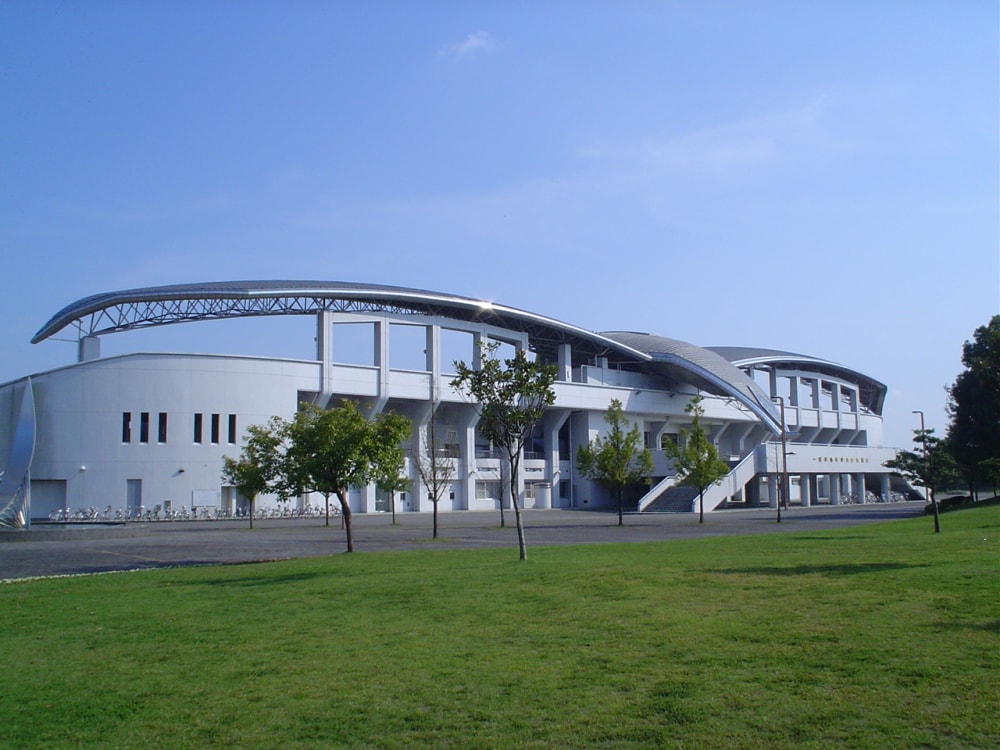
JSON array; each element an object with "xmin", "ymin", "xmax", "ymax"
[
  {"xmin": 912, "ymin": 409, "xmax": 941, "ymax": 533},
  {"xmin": 774, "ymin": 396, "xmax": 790, "ymax": 523}
]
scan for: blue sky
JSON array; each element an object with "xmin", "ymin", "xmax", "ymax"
[{"xmin": 2, "ymin": 1, "xmax": 997, "ymax": 448}]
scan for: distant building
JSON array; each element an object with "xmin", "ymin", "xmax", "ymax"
[{"xmin": 0, "ymin": 281, "xmax": 904, "ymax": 527}]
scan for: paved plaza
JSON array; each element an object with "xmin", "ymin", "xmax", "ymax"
[{"xmin": 1, "ymin": 502, "xmax": 926, "ymax": 581}]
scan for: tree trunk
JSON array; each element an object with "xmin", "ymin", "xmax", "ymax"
[
  {"xmin": 929, "ymin": 486, "xmax": 941, "ymax": 534},
  {"xmin": 337, "ymin": 489, "xmax": 354, "ymax": 551},
  {"xmin": 510, "ymin": 453, "xmax": 526, "ymax": 560},
  {"xmin": 499, "ymin": 458, "xmax": 507, "ymax": 528},
  {"xmin": 249, "ymin": 496, "xmax": 255, "ymax": 529},
  {"xmin": 391, "ymin": 490, "xmax": 396, "ymax": 525},
  {"xmin": 698, "ymin": 489, "xmax": 704, "ymax": 524},
  {"xmin": 432, "ymin": 499, "xmax": 439, "ymax": 539},
  {"xmin": 324, "ymin": 493, "xmax": 330, "ymax": 527},
  {"xmin": 617, "ymin": 486, "xmax": 624, "ymax": 527}
]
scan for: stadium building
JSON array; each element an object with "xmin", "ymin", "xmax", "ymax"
[{"xmin": 0, "ymin": 281, "xmax": 902, "ymax": 528}]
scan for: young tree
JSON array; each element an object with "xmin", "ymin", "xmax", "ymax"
[
  {"xmin": 885, "ymin": 428, "xmax": 956, "ymax": 533},
  {"xmin": 451, "ymin": 342, "xmax": 557, "ymax": 560},
  {"xmin": 946, "ymin": 315, "xmax": 1000, "ymax": 499},
  {"xmin": 285, "ymin": 401, "xmax": 411, "ymax": 552},
  {"xmin": 577, "ymin": 398, "xmax": 654, "ymax": 527},
  {"xmin": 221, "ymin": 417, "xmax": 286, "ymax": 529},
  {"xmin": 412, "ymin": 404, "xmax": 455, "ymax": 539},
  {"xmin": 371, "ymin": 411, "xmax": 413, "ymax": 526},
  {"xmin": 662, "ymin": 396, "xmax": 729, "ymax": 524}
]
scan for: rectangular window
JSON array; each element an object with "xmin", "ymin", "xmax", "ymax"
[
  {"xmin": 158, "ymin": 412, "xmax": 168, "ymax": 443},
  {"xmin": 122, "ymin": 412, "xmax": 132, "ymax": 443},
  {"xmin": 193, "ymin": 413, "xmax": 203, "ymax": 444},
  {"xmin": 211, "ymin": 413, "xmax": 220, "ymax": 444},
  {"xmin": 139, "ymin": 412, "xmax": 150, "ymax": 444},
  {"xmin": 227, "ymin": 414, "xmax": 237, "ymax": 444}
]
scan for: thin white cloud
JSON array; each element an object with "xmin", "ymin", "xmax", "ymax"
[
  {"xmin": 580, "ymin": 96, "xmax": 839, "ymax": 171},
  {"xmin": 642, "ymin": 95, "xmax": 835, "ymax": 169},
  {"xmin": 439, "ymin": 31, "xmax": 496, "ymax": 60}
]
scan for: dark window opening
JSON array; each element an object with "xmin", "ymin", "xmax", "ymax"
[
  {"xmin": 193, "ymin": 413, "xmax": 203, "ymax": 444},
  {"xmin": 227, "ymin": 414, "xmax": 237, "ymax": 444},
  {"xmin": 122, "ymin": 412, "xmax": 132, "ymax": 443},
  {"xmin": 158, "ymin": 412, "xmax": 168, "ymax": 443},
  {"xmin": 211, "ymin": 413, "xmax": 220, "ymax": 444},
  {"xmin": 139, "ymin": 412, "xmax": 150, "ymax": 444}
]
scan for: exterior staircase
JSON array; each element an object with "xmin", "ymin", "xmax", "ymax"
[
  {"xmin": 638, "ymin": 452, "xmax": 758, "ymax": 514},
  {"xmin": 642, "ymin": 485, "xmax": 698, "ymax": 513}
]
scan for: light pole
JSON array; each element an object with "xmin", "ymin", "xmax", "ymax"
[
  {"xmin": 774, "ymin": 396, "xmax": 790, "ymax": 523},
  {"xmin": 912, "ymin": 409, "xmax": 941, "ymax": 533}
]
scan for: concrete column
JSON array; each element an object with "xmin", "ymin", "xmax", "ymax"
[
  {"xmin": 788, "ymin": 375, "xmax": 799, "ymax": 406},
  {"xmin": 800, "ymin": 473, "xmax": 812, "ymax": 507},
  {"xmin": 557, "ymin": 343, "xmax": 572, "ymax": 382},
  {"xmin": 767, "ymin": 474, "xmax": 779, "ymax": 508},
  {"xmin": 316, "ymin": 311, "xmax": 333, "ymax": 396},
  {"xmin": 458, "ymin": 405, "xmax": 480, "ymax": 510},
  {"xmin": 361, "ymin": 485, "xmax": 376, "ymax": 513},
  {"xmin": 880, "ymin": 474, "xmax": 892, "ymax": 503},
  {"xmin": 854, "ymin": 473, "xmax": 867, "ymax": 504},
  {"xmin": 830, "ymin": 474, "xmax": 841, "ymax": 505},
  {"xmin": 808, "ymin": 474, "xmax": 819, "ymax": 506},
  {"xmin": 543, "ymin": 410, "xmax": 570, "ymax": 507},
  {"xmin": 78, "ymin": 335, "xmax": 101, "ymax": 362},
  {"xmin": 425, "ymin": 324, "xmax": 440, "ymax": 399}
]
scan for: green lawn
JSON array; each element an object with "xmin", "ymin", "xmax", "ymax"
[{"xmin": 2, "ymin": 507, "xmax": 997, "ymax": 749}]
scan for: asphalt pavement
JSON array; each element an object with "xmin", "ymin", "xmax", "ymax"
[{"xmin": 0, "ymin": 502, "xmax": 927, "ymax": 581}]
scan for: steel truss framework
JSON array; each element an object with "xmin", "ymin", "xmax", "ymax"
[
  {"xmin": 30, "ymin": 281, "xmax": 785, "ymax": 432},
  {"xmin": 32, "ymin": 281, "xmax": 625, "ymax": 360}
]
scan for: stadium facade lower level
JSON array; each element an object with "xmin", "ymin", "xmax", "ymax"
[{"xmin": 0, "ymin": 282, "xmax": 903, "ymax": 527}]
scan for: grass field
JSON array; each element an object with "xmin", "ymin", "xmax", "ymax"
[{"xmin": 1, "ymin": 506, "xmax": 997, "ymax": 749}]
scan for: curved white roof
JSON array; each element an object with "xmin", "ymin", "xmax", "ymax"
[
  {"xmin": 708, "ymin": 346, "xmax": 887, "ymax": 414},
  {"xmin": 33, "ymin": 281, "xmax": 790, "ymax": 432}
]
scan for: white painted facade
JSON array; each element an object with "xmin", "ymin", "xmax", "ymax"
[{"xmin": 0, "ymin": 283, "xmax": 906, "ymax": 525}]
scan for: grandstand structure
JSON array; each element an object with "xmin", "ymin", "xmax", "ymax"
[{"xmin": 0, "ymin": 281, "xmax": 901, "ymax": 528}]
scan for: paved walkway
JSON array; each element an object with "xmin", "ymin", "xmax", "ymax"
[{"xmin": 0, "ymin": 502, "xmax": 926, "ymax": 581}]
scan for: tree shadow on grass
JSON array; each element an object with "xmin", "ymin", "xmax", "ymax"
[
  {"xmin": 710, "ymin": 562, "xmax": 932, "ymax": 577},
  {"xmin": 176, "ymin": 569, "xmax": 331, "ymax": 588}
]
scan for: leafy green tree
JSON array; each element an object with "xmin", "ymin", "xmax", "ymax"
[
  {"xmin": 662, "ymin": 396, "xmax": 730, "ymax": 524},
  {"xmin": 412, "ymin": 404, "xmax": 455, "ymax": 539},
  {"xmin": 451, "ymin": 342, "xmax": 557, "ymax": 560},
  {"xmin": 946, "ymin": 315, "xmax": 1000, "ymax": 499},
  {"xmin": 221, "ymin": 417, "xmax": 286, "ymax": 529},
  {"xmin": 885, "ymin": 428, "xmax": 956, "ymax": 533},
  {"xmin": 577, "ymin": 398, "xmax": 654, "ymax": 527},
  {"xmin": 285, "ymin": 401, "xmax": 411, "ymax": 552}
]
